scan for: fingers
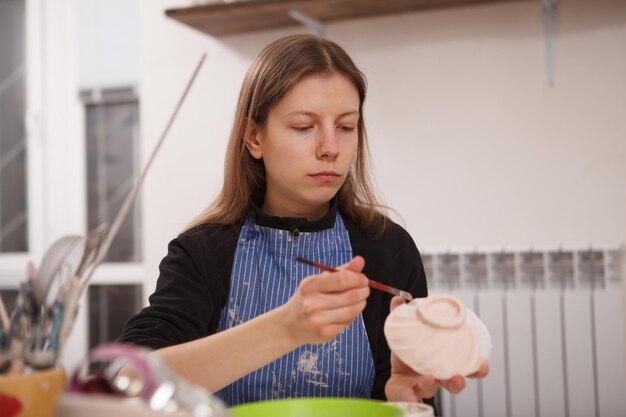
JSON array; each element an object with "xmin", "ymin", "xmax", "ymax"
[
  {"xmin": 299, "ymin": 281, "xmax": 369, "ymax": 329},
  {"xmin": 385, "ymin": 374, "xmax": 421, "ymax": 402},
  {"xmin": 414, "ymin": 374, "xmax": 437, "ymax": 399},
  {"xmin": 301, "ymin": 286, "xmax": 370, "ymax": 311},
  {"xmin": 291, "ymin": 257, "xmax": 371, "ymax": 344},
  {"xmin": 303, "ymin": 263, "xmax": 368, "ymax": 295},
  {"xmin": 387, "ymin": 362, "xmax": 487, "ymax": 403},
  {"xmin": 387, "ymin": 373, "xmax": 437, "ymax": 401},
  {"xmin": 438, "ymin": 363, "xmax": 487, "ymax": 395},
  {"xmin": 387, "ymin": 370, "xmax": 474, "ymax": 402},
  {"xmin": 301, "ymin": 300, "xmax": 367, "ymax": 341},
  {"xmin": 314, "ymin": 299, "xmax": 367, "ymax": 323},
  {"xmin": 439, "ymin": 375, "xmax": 466, "ymax": 394},
  {"xmin": 468, "ymin": 361, "xmax": 490, "ymax": 378},
  {"xmin": 409, "ymin": 374, "xmax": 464, "ymax": 399},
  {"xmin": 316, "ymin": 271, "xmax": 368, "ymax": 293},
  {"xmin": 337, "ymin": 255, "xmax": 365, "ymax": 273}
]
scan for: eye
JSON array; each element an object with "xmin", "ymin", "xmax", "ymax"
[
  {"xmin": 338, "ymin": 125, "xmax": 355, "ymax": 132},
  {"xmin": 293, "ymin": 125, "xmax": 313, "ymax": 132}
]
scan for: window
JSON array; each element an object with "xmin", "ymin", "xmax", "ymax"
[
  {"xmin": 0, "ymin": 0, "xmax": 144, "ymax": 369},
  {"xmin": 81, "ymin": 90, "xmax": 144, "ymax": 350},
  {"xmin": 0, "ymin": 0, "xmax": 28, "ymax": 253},
  {"xmin": 82, "ymin": 88, "xmax": 141, "ymax": 263}
]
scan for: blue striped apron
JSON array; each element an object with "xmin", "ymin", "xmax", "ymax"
[{"xmin": 214, "ymin": 212, "xmax": 375, "ymax": 406}]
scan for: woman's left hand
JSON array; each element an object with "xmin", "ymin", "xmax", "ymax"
[{"xmin": 384, "ymin": 296, "xmax": 490, "ymax": 402}]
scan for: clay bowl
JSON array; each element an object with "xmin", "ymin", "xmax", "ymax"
[{"xmin": 384, "ymin": 294, "xmax": 491, "ymax": 380}]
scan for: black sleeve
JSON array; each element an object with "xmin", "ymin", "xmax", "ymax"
[
  {"xmin": 345, "ymin": 218, "xmax": 428, "ymax": 400},
  {"xmin": 117, "ymin": 224, "xmax": 239, "ymax": 349}
]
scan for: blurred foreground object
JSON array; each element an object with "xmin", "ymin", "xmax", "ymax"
[
  {"xmin": 0, "ymin": 367, "xmax": 65, "ymax": 417},
  {"xmin": 58, "ymin": 343, "xmax": 230, "ymax": 417}
]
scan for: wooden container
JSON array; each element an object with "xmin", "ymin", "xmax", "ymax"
[{"xmin": 0, "ymin": 368, "xmax": 65, "ymax": 417}]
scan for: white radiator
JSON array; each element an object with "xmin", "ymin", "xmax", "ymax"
[{"xmin": 421, "ymin": 247, "xmax": 626, "ymax": 417}]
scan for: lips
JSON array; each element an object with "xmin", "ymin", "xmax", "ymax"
[{"xmin": 309, "ymin": 171, "xmax": 341, "ymax": 183}]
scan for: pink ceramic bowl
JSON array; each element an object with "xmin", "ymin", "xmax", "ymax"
[{"xmin": 384, "ymin": 294, "xmax": 491, "ymax": 380}]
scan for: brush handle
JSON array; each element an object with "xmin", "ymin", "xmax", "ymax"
[
  {"xmin": 295, "ymin": 257, "xmax": 413, "ymax": 302},
  {"xmin": 366, "ymin": 280, "xmax": 413, "ymax": 301}
]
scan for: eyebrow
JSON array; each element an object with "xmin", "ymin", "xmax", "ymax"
[{"xmin": 284, "ymin": 110, "xmax": 360, "ymax": 118}]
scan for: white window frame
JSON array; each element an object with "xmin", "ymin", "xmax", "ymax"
[
  {"xmin": 0, "ymin": 0, "xmax": 144, "ymax": 370},
  {"xmin": 0, "ymin": 0, "xmax": 33, "ymax": 285}
]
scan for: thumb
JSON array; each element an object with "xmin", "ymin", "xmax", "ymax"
[
  {"xmin": 338, "ymin": 256, "xmax": 365, "ymax": 273},
  {"xmin": 390, "ymin": 295, "xmax": 406, "ymax": 312}
]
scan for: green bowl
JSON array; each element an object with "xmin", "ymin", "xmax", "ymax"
[{"xmin": 230, "ymin": 398, "xmax": 403, "ymax": 417}]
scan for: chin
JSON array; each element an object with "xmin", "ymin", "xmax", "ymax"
[{"xmin": 303, "ymin": 190, "xmax": 339, "ymax": 206}]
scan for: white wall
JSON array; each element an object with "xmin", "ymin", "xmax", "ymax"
[
  {"xmin": 138, "ymin": 0, "xmax": 626, "ymax": 394},
  {"xmin": 76, "ymin": 0, "xmax": 139, "ymax": 89},
  {"xmin": 139, "ymin": 1, "xmax": 626, "ymax": 272}
]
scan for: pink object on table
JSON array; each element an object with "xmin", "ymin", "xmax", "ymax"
[{"xmin": 384, "ymin": 294, "xmax": 491, "ymax": 380}]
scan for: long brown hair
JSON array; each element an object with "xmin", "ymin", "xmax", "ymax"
[{"xmin": 187, "ymin": 34, "xmax": 387, "ymax": 231}]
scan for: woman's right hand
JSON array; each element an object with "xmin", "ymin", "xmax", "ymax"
[{"xmin": 279, "ymin": 256, "xmax": 370, "ymax": 346}]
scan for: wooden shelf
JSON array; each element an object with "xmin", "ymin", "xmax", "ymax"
[{"xmin": 165, "ymin": 0, "xmax": 529, "ymax": 36}]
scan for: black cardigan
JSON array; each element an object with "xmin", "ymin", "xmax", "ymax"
[{"xmin": 119, "ymin": 210, "xmax": 428, "ymax": 400}]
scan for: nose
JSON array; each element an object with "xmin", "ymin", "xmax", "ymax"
[{"xmin": 316, "ymin": 127, "xmax": 340, "ymax": 160}]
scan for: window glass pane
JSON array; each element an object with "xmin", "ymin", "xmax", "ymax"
[
  {"xmin": 85, "ymin": 90, "xmax": 141, "ymax": 262},
  {"xmin": 0, "ymin": 0, "xmax": 28, "ymax": 253},
  {"xmin": 88, "ymin": 284, "xmax": 142, "ymax": 349},
  {"xmin": 0, "ymin": 288, "xmax": 18, "ymax": 316}
]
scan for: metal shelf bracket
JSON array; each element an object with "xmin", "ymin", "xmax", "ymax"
[{"xmin": 542, "ymin": 0, "xmax": 558, "ymax": 86}]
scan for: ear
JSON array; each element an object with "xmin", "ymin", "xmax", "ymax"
[{"xmin": 244, "ymin": 119, "xmax": 263, "ymax": 160}]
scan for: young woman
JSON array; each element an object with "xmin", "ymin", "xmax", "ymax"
[{"xmin": 119, "ymin": 34, "xmax": 487, "ymax": 406}]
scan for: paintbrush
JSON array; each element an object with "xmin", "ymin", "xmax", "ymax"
[
  {"xmin": 295, "ymin": 257, "xmax": 413, "ymax": 302},
  {"xmin": 0, "ymin": 292, "xmax": 9, "ymax": 332},
  {"xmin": 57, "ymin": 53, "xmax": 208, "ymax": 359}
]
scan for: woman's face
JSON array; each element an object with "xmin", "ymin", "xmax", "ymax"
[{"xmin": 247, "ymin": 73, "xmax": 360, "ymax": 220}]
